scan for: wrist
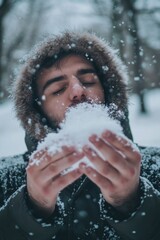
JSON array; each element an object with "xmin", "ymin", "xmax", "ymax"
[
  {"xmin": 25, "ymin": 190, "xmax": 57, "ymax": 218},
  {"xmin": 114, "ymin": 184, "xmax": 141, "ymax": 216}
]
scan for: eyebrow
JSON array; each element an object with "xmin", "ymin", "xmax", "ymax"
[
  {"xmin": 42, "ymin": 68, "xmax": 97, "ymax": 93},
  {"xmin": 42, "ymin": 76, "xmax": 65, "ymax": 92},
  {"xmin": 77, "ymin": 68, "xmax": 96, "ymax": 75}
]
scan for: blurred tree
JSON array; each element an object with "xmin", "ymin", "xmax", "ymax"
[
  {"xmin": 0, "ymin": 0, "xmax": 46, "ymax": 103},
  {"xmin": 112, "ymin": 0, "xmax": 147, "ymax": 113},
  {"xmin": 93, "ymin": 0, "xmax": 160, "ymax": 113},
  {"xmin": 0, "ymin": 0, "xmax": 19, "ymax": 101},
  {"xmin": 92, "ymin": 0, "xmax": 147, "ymax": 112},
  {"xmin": 0, "ymin": 0, "xmax": 160, "ymax": 108},
  {"xmin": 0, "ymin": 0, "xmax": 27, "ymax": 102}
]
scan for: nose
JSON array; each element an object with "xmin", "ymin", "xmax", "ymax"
[{"xmin": 69, "ymin": 78, "xmax": 86, "ymax": 101}]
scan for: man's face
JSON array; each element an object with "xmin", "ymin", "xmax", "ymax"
[{"xmin": 37, "ymin": 54, "xmax": 105, "ymax": 126}]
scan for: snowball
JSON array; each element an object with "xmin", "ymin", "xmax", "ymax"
[{"xmin": 32, "ymin": 103, "xmax": 124, "ymax": 172}]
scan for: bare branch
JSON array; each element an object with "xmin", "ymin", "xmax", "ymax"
[{"xmin": 136, "ymin": 8, "xmax": 160, "ymax": 15}]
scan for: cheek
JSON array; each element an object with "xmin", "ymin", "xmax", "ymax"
[
  {"xmin": 42, "ymin": 98, "xmax": 67, "ymax": 121},
  {"xmin": 54, "ymin": 100, "xmax": 67, "ymax": 114}
]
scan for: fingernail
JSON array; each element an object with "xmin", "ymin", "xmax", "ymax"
[
  {"xmin": 73, "ymin": 151, "xmax": 84, "ymax": 157},
  {"xmin": 79, "ymin": 162, "xmax": 87, "ymax": 169},
  {"xmin": 83, "ymin": 145, "xmax": 91, "ymax": 152},
  {"xmin": 62, "ymin": 146, "xmax": 75, "ymax": 152},
  {"xmin": 89, "ymin": 135, "xmax": 99, "ymax": 143},
  {"xmin": 102, "ymin": 130, "xmax": 111, "ymax": 138}
]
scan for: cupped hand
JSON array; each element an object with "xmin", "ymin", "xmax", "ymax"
[
  {"xmin": 26, "ymin": 146, "xmax": 84, "ymax": 215},
  {"xmin": 79, "ymin": 130, "xmax": 141, "ymax": 208}
]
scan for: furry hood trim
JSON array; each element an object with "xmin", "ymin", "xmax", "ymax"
[{"xmin": 13, "ymin": 31, "xmax": 132, "ymax": 143}]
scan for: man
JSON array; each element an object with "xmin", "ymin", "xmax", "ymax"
[{"xmin": 0, "ymin": 31, "xmax": 159, "ymax": 240}]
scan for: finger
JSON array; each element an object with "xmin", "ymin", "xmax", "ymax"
[
  {"xmin": 27, "ymin": 149, "xmax": 46, "ymax": 169},
  {"xmin": 102, "ymin": 130, "xmax": 141, "ymax": 164},
  {"xmin": 79, "ymin": 163, "xmax": 113, "ymax": 192},
  {"xmin": 53, "ymin": 168, "xmax": 83, "ymax": 192},
  {"xmin": 38, "ymin": 151, "xmax": 84, "ymax": 184},
  {"xmin": 41, "ymin": 146, "xmax": 83, "ymax": 170},
  {"xmin": 83, "ymin": 145, "xmax": 121, "ymax": 184},
  {"xmin": 89, "ymin": 135, "xmax": 132, "ymax": 176},
  {"xmin": 28, "ymin": 146, "xmax": 76, "ymax": 170}
]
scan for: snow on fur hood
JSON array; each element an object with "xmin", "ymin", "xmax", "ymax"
[{"xmin": 13, "ymin": 31, "xmax": 132, "ymax": 142}]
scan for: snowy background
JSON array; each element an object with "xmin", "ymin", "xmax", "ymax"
[
  {"xmin": 0, "ymin": 0, "xmax": 160, "ymax": 158},
  {"xmin": 0, "ymin": 89, "xmax": 160, "ymax": 158}
]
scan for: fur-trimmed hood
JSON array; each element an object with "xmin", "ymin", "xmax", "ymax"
[{"xmin": 13, "ymin": 31, "xmax": 132, "ymax": 148}]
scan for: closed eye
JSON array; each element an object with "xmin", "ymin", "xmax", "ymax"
[
  {"xmin": 82, "ymin": 82, "xmax": 96, "ymax": 87},
  {"xmin": 79, "ymin": 73, "xmax": 99, "ymax": 87},
  {"xmin": 52, "ymin": 87, "xmax": 66, "ymax": 95}
]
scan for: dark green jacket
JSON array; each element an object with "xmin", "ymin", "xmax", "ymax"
[{"xmin": 0, "ymin": 147, "xmax": 160, "ymax": 240}]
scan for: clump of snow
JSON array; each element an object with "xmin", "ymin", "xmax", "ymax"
[{"xmin": 31, "ymin": 103, "xmax": 124, "ymax": 171}]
